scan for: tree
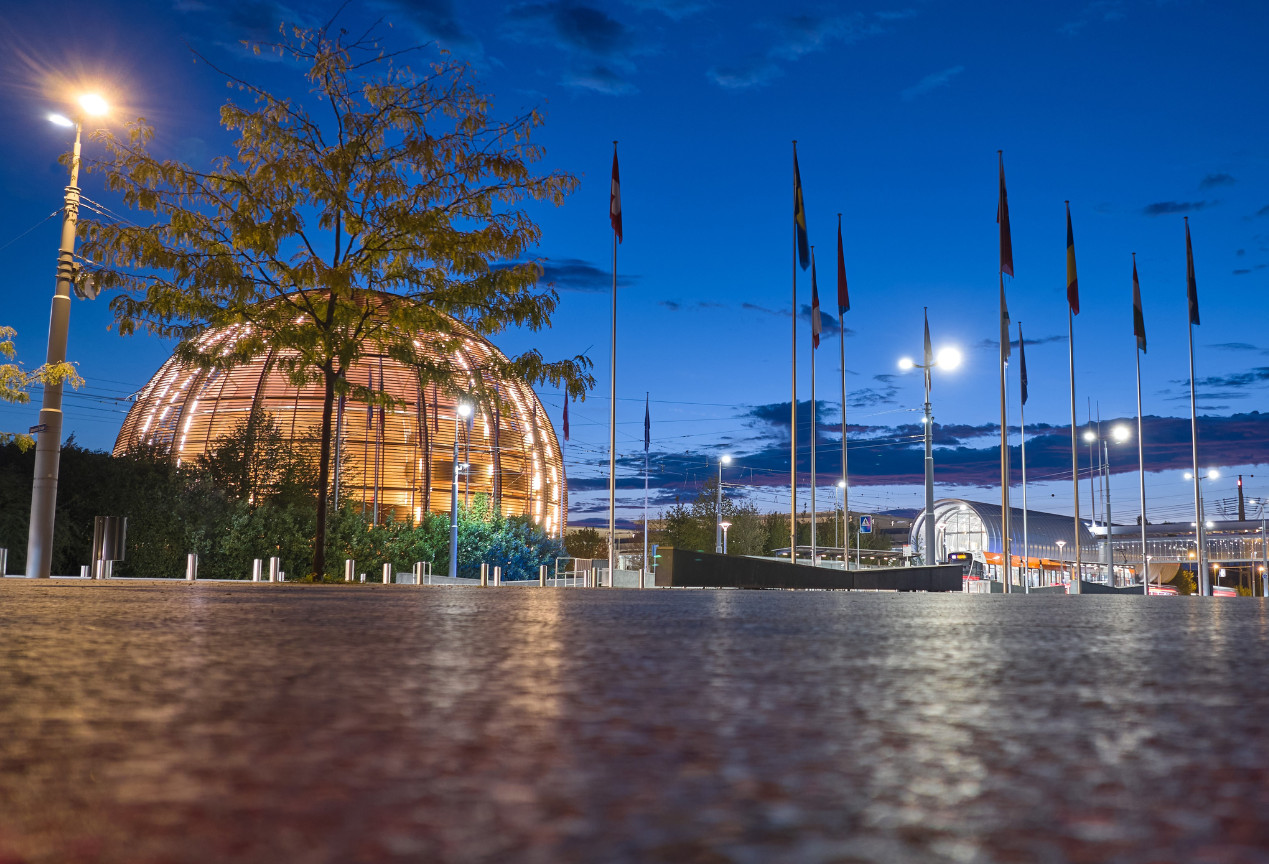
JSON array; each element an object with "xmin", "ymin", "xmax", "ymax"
[
  {"xmin": 1, "ymin": 326, "xmax": 82, "ymax": 451},
  {"xmin": 81, "ymin": 21, "xmax": 592, "ymax": 579},
  {"xmin": 565, "ymin": 527, "xmax": 608, "ymax": 560},
  {"xmin": 197, "ymin": 406, "xmax": 318, "ymax": 509}
]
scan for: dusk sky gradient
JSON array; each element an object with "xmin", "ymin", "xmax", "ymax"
[{"xmin": 1, "ymin": 0, "xmax": 1267, "ymax": 529}]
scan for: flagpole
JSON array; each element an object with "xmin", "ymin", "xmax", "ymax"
[
  {"xmin": 1068, "ymin": 308, "xmax": 1082, "ymax": 593},
  {"xmin": 1185, "ymin": 217, "xmax": 1206, "ymax": 596},
  {"xmin": 790, "ymin": 141, "xmax": 799, "ymax": 561},
  {"xmin": 1020, "ymin": 322, "xmax": 1029, "ymax": 594},
  {"xmin": 644, "ymin": 393, "xmax": 649, "ymax": 585},
  {"xmin": 837, "ymin": 213, "xmax": 847, "ymax": 568},
  {"xmin": 608, "ymin": 141, "xmax": 619, "ymax": 585},
  {"xmin": 997, "ymin": 152, "xmax": 1012, "ymax": 593},
  {"xmin": 810, "ymin": 246, "xmax": 817, "ymax": 567},
  {"xmin": 1133, "ymin": 253, "xmax": 1149, "ymax": 595}
]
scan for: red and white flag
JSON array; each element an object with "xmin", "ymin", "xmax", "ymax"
[{"xmin": 610, "ymin": 144, "xmax": 623, "ymax": 243}]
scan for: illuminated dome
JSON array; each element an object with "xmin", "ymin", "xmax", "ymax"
[{"xmin": 113, "ymin": 312, "xmax": 566, "ymax": 536}]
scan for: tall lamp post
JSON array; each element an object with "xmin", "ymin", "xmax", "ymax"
[
  {"xmin": 1183, "ymin": 468, "xmax": 1219, "ymax": 595},
  {"xmin": 1055, "ymin": 539, "xmax": 1067, "ymax": 588},
  {"xmin": 720, "ymin": 521, "xmax": 731, "ymax": 554},
  {"xmin": 714, "ymin": 454, "xmax": 731, "ymax": 553},
  {"xmin": 26, "ymin": 94, "xmax": 109, "ymax": 578},
  {"xmin": 898, "ymin": 315, "xmax": 961, "ymax": 568},
  {"xmin": 448, "ymin": 401, "xmax": 472, "ymax": 579},
  {"xmin": 835, "ymin": 479, "xmax": 846, "ymax": 559},
  {"xmin": 1082, "ymin": 424, "xmax": 1131, "ymax": 586},
  {"xmin": 1248, "ymin": 497, "xmax": 1268, "ymax": 597}
]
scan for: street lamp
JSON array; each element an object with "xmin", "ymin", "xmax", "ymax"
[
  {"xmin": 898, "ymin": 310, "xmax": 961, "ymax": 569},
  {"xmin": 835, "ymin": 479, "xmax": 846, "ymax": 559},
  {"xmin": 1055, "ymin": 539, "xmax": 1066, "ymax": 587},
  {"xmin": 715, "ymin": 454, "xmax": 731, "ymax": 553},
  {"xmin": 720, "ymin": 521, "xmax": 732, "ymax": 554},
  {"xmin": 1082, "ymin": 424, "xmax": 1132, "ymax": 586},
  {"xmin": 1248, "ymin": 497, "xmax": 1268, "ymax": 597},
  {"xmin": 1183, "ymin": 468, "xmax": 1219, "ymax": 595},
  {"xmin": 448, "ymin": 401, "xmax": 473, "ymax": 579},
  {"xmin": 26, "ymin": 93, "xmax": 109, "ymax": 578}
]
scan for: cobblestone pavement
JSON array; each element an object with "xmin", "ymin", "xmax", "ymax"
[{"xmin": 2, "ymin": 580, "xmax": 1267, "ymax": 864}]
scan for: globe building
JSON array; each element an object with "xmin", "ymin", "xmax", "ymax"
[{"xmin": 113, "ymin": 309, "xmax": 566, "ymax": 536}]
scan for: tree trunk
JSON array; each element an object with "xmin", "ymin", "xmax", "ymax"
[{"xmin": 312, "ymin": 358, "xmax": 337, "ymax": 580}]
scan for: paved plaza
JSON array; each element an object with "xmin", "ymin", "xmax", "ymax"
[{"xmin": 2, "ymin": 580, "xmax": 1268, "ymax": 863}]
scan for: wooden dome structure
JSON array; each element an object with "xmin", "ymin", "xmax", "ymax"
[{"xmin": 113, "ymin": 314, "xmax": 566, "ymax": 536}]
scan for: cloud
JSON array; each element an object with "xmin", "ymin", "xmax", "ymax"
[
  {"xmin": 1061, "ymin": 0, "xmax": 1126, "ymax": 36},
  {"xmin": 1209, "ymin": 342, "xmax": 1267, "ymax": 353},
  {"xmin": 505, "ymin": 2, "xmax": 640, "ymax": 94},
  {"xmin": 1199, "ymin": 172, "xmax": 1236, "ymax": 189},
  {"xmin": 1190, "ymin": 368, "xmax": 1269, "ymax": 390},
  {"xmin": 658, "ymin": 299, "xmax": 725, "ymax": 311},
  {"xmin": 375, "ymin": 0, "xmax": 477, "ymax": 48},
  {"xmin": 623, "ymin": 0, "xmax": 710, "ymax": 18},
  {"xmin": 659, "ymin": 300, "xmax": 682, "ymax": 311},
  {"xmin": 1143, "ymin": 200, "xmax": 1211, "ymax": 216},
  {"xmin": 535, "ymin": 258, "xmax": 637, "ymax": 292},
  {"xmin": 1234, "ymin": 269, "xmax": 1252, "ymax": 276},
  {"xmin": 900, "ymin": 65, "xmax": 965, "ymax": 101},
  {"xmin": 976, "ymin": 334, "xmax": 1065, "ymax": 351},
  {"xmin": 1256, "ymin": 204, "xmax": 1269, "ymax": 218},
  {"xmin": 709, "ymin": 10, "xmax": 909, "ymax": 90}
]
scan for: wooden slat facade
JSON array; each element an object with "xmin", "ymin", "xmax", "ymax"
[{"xmin": 113, "ymin": 322, "xmax": 566, "ymax": 536}]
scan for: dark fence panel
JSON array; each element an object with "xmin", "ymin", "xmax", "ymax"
[{"xmin": 654, "ymin": 548, "xmax": 963, "ymax": 592}]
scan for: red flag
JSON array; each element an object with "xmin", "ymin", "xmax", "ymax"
[
  {"xmin": 998, "ymin": 152, "xmax": 1014, "ymax": 278},
  {"xmin": 1133, "ymin": 253, "xmax": 1147, "ymax": 353},
  {"xmin": 563, "ymin": 398, "xmax": 570, "ymax": 442},
  {"xmin": 1066, "ymin": 202, "xmax": 1080, "ymax": 314},
  {"xmin": 810, "ymin": 249, "xmax": 822, "ymax": 350},
  {"xmin": 1185, "ymin": 218, "xmax": 1200, "ymax": 326},
  {"xmin": 610, "ymin": 144, "xmax": 623, "ymax": 243},
  {"xmin": 836, "ymin": 214, "xmax": 849, "ymax": 315}
]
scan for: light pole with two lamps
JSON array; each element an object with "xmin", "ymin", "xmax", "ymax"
[
  {"xmin": 448, "ymin": 401, "xmax": 473, "ymax": 579},
  {"xmin": 715, "ymin": 454, "xmax": 731, "ymax": 553},
  {"xmin": 1183, "ymin": 468, "xmax": 1219, "ymax": 595},
  {"xmin": 26, "ymin": 94, "xmax": 109, "ymax": 578},
  {"xmin": 898, "ymin": 310, "xmax": 961, "ymax": 570},
  {"xmin": 1082, "ymin": 424, "xmax": 1132, "ymax": 586}
]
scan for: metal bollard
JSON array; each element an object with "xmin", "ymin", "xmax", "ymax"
[
  {"xmin": 493, "ymin": 566, "xmax": 501, "ymax": 586},
  {"xmin": 414, "ymin": 562, "xmax": 425, "ymax": 586},
  {"xmin": 268, "ymin": 557, "xmax": 280, "ymax": 583},
  {"xmin": 539, "ymin": 564, "xmax": 547, "ymax": 587},
  {"xmin": 360, "ymin": 573, "xmax": 366, "ymax": 583},
  {"xmin": 186, "ymin": 553, "xmax": 199, "ymax": 582},
  {"xmin": 638, "ymin": 567, "xmax": 645, "ymax": 590},
  {"xmin": 383, "ymin": 563, "xmax": 393, "ymax": 585},
  {"xmin": 80, "ymin": 564, "xmax": 90, "ymax": 579},
  {"xmin": 252, "ymin": 559, "xmax": 263, "ymax": 582},
  {"xmin": 345, "ymin": 559, "xmax": 355, "ymax": 582},
  {"xmin": 0, "ymin": 547, "xmax": 7, "ymax": 577},
  {"xmin": 480, "ymin": 562, "xmax": 488, "ymax": 586}
]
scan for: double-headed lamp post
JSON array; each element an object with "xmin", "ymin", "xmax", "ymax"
[
  {"xmin": 448, "ymin": 401, "xmax": 473, "ymax": 580},
  {"xmin": 715, "ymin": 454, "xmax": 731, "ymax": 553},
  {"xmin": 899, "ymin": 334, "xmax": 961, "ymax": 567},
  {"xmin": 1248, "ymin": 497, "xmax": 1268, "ymax": 597},
  {"xmin": 1082, "ymin": 424, "xmax": 1131, "ymax": 586},
  {"xmin": 1183, "ymin": 468, "xmax": 1219, "ymax": 595},
  {"xmin": 26, "ymin": 94, "xmax": 109, "ymax": 578}
]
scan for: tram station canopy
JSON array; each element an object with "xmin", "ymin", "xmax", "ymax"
[
  {"xmin": 113, "ymin": 306, "xmax": 565, "ymax": 535},
  {"xmin": 910, "ymin": 498, "xmax": 1096, "ymax": 565}
]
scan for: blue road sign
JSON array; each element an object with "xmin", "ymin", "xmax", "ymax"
[{"xmin": 860, "ymin": 515, "xmax": 873, "ymax": 534}]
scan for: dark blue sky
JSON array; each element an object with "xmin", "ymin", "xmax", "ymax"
[{"xmin": 1, "ymin": 0, "xmax": 1267, "ymax": 527}]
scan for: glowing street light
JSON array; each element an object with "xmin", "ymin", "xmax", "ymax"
[
  {"xmin": 448, "ymin": 401, "xmax": 473, "ymax": 580},
  {"xmin": 719, "ymin": 521, "xmax": 732, "ymax": 554},
  {"xmin": 898, "ymin": 309, "xmax": 960, "ymax": 571},
  {"xmin": 1183, "ymin": 468, "xmax": 1220, "ymax": 595},
  {"xmin": 715, "ymin": 454, "xmax": 732, "ymax": 553},
  {"xmin": 26, "ymin": 93, "xmax": 109, "ymax": 578}
]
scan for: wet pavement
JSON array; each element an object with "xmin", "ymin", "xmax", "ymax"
[{"xmin": 2, "ymin": 579, "xmax": 1268, "ymax": 864}]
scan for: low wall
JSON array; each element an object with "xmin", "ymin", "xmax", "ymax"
[{"xmin": 653, "ymin": 548, "xmax": 963, "ymax": 592}]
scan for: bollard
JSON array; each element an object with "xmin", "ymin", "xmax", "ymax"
[
  {"xmin": 186, "ymin": 553, "xmax": 199, "ymax": 582},
  {"xmin": 638, "ymin": 567, "xmax": 645, "ymax": 590},
  {"xmin": 80, "ymin": 564, "xmax": 90, "ymax": 579},
  {"xmin": 345, "ymin": 559, "xmax": 355, "ymax": 582},
  {"xmin": 268, "ymin": 557, "xmax": 281, "ymax": 583},
  {"xmin": 0, "ymin": 547, "xmax": 7, "ymax": 577},
  {"xmin": 252, "ymin": 559, "xmax": 263, "ymax": 582},
  {"xmin": 480, "ymin": 562, "xmax": 489, "ymax": 587},
  {"xmin": 493, "ymin": 565, "xmax": 501, "ymax": 586},
  {"xmin": 360, "ymin": 573, "xmax": 366, "ymax": 583},
  {"xmin": 539, "ymin": 564, "xmax": 547, "ymax": 587},
  {"xmin": 414, "ymin": 562, "xmax": 425, "ymax": 586},
  {"xmin": 383, "ymin": 563, "xmax": 393, "ymax": 585}
]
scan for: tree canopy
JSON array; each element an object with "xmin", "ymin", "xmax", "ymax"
[
  {"xmin": 80, "ymin": 21, "xmax": 592, "ymax": 575},
  {"xmin": 0, "ymin": 325, "xmax": 82, "ymax": 452}
]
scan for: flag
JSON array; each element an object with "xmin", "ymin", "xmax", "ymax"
[
  {"xmin": 836, "ymin": 214, "xmax": 849, "ymax": 315},
  {"xmin": 793, "ymin": 145, "xmax": 810, "ymax": 270},
  {"xmin": 998, "ymin": 152, "xmax": 1014, "ymax": 278},
  {"xmin": 1019, "ymin": 323, "xmax": 1029, "ymax": 406},
  {"xmin": 563, "ymin": 398, "xmax": 570, "ymax": 442},
  {"xmin": 1066, "ymin": 202, "xmax": 1080, "ymax": 314},
  {"xmin": 810, "ymin": 248, "xmax": 822, "ymax": 350},
  {"xmin": 1185, "ymin": 218, "xmax": 1200, "ymax": 325},
  {"xmin": 610, "ymin": 144, "xmax": 623, "ymax": 243},
  {"xmin": 923, "ymin": 308, "xmax": 932, "ymax": 367},
  {"xmin": 643, "ymin": 393, "xmax": 650, "ymax": 452},
  {"xmin": 999, "ymin": 274, "xmax": 1011, "ymax": 363},
  {"xmin": 1133, "ymin": 254, "xmax": 1147, "ymax": 354}
]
